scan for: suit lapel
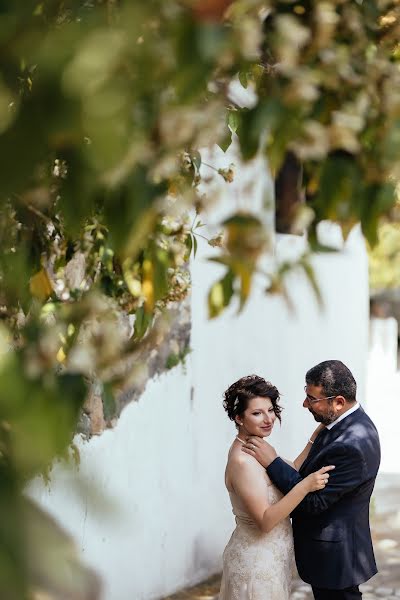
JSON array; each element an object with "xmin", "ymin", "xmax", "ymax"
[{"xmin": 300, "ymin": 407, "xmax": 363, "ymax": 475}]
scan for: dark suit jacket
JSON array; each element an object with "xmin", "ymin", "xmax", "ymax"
[{"xmin": 267, "ymin": 407, "xmax": 380, "ymax": 590}]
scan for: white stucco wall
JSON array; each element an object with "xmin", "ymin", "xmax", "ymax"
[
  {"xmin": 366, "ymin": 316, "xmax": 400, "ymax": 474},
  {"xmin": 27, "ymin": 149, "xmax": 369, "ymax": 600}
]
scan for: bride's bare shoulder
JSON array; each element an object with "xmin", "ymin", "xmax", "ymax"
[
  {"xmin": 226, "ymin": 444, "xmax": 267, "ymax": 491},
  {"xmin": 227, "ymin": 444, "xmax": 261, "ymax": 471}
]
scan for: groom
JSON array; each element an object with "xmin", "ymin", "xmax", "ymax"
[{"xmin": 243, "ymin": 360, "xmax": 380, "ymax": 600}]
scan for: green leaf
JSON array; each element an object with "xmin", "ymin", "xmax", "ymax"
[
  {"xmin": 185, "ymin": 234, "xmax": 193, "ymax": 258},
  {"xmin": 298, "ymin": 256, "xmax": 323, "ymax": 308},
  {"xmin": 0, "ymin": 353, "xmax": 86, "ymax": 479},
  {"xmin": 152, "ymin": 246, "xmax": 169, "ymax": 301},
  {"xmin": 191, "ymin": 150, "xmax": 202, "ymax": 171},
  {"xmin": 239, "ymin": 100, "xmax": 286, "ymax": 161},
  {"xmin": 360, "ymin": 183, "xmax": 396, "ymax": 247},
  {"xmin": 165, "ymin": 352, "xmax": 181, "ymax": 369},
  {"xmin": 103, "ymin": 165, "xmax": 167, "ymax": 258},
  {"xmin": 313, "ymin": 153, "xmax": 361, "ymax": 222},
  {"xmin": 238, "ymin": 71, "xmax": 248, "ymax": 89},
  {"xmin": 218, "ymin": 131, "xmax": 233, "ymax": 152},
  {"xmin": 133, "ymin": 306, "xmax": 152, "ymax": 340},
  {"xmin": 238, "ymin": 266, "xmax": 252, "ymax": 310},
  {"xmin": 208, "ymin": 269, "xmax": 235, "ymax": 318},
  {"xmin": 193, "ymin": 235, "xmax": 198, "ymax": 258},
  {"xmin": 165, "ymin": 345, "xmax": 191, "ymax": 370},
  {"xmin": 227, "ymin": 109, "xmax": 240, "ymax": 133}
]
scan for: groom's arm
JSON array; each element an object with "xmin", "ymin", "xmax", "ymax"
[
  {"xmin": 267, "ymin": 444, "xmax": 367, "ymax": 517},
  {"xmin": 266, "ymin": 457, "xmax": 303, "ymax": 492}
]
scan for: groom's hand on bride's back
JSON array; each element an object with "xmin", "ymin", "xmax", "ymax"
[{"xmin": 241, "ymin": 436, "xmax": 278, "ymax": 467}]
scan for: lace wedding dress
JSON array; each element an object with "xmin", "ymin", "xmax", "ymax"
[{"xmin": 218, "ymin": 465, "xmax": 294, "ymax": 600}]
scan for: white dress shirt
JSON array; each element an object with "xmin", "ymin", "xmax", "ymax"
[{"xmin": 326, "ymin": 402, "xmax": 360, "ymax": 430}]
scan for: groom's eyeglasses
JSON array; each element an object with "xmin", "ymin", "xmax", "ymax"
[{"xmin": 304, "ymin": 386, "xmax": 337, "ymax": 405}]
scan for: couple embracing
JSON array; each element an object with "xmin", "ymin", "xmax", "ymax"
[{"xmin": 219, "ymin": 360, "xmax": 380, "ymax": 600}]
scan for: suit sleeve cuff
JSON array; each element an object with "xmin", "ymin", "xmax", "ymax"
[{"xmin": 266, "ymin": 456, "xmax": 302, "ymax": 495}]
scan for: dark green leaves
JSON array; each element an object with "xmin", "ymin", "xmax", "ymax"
[{"xmin": 0, "ymin": 351, "xmax": 87, "ymax": 480}]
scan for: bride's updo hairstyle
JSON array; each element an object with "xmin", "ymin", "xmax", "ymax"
[{"xmin": 223, "ymin": 374, "xmax": 282, "ymax": 427}]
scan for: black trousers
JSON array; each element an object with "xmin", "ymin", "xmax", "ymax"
[{"xmin": 312, "ymin": 586, "xmax": 362, "ymax": 600}]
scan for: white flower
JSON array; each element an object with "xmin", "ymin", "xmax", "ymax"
[
  {"xmin": 290, "ymin": 121, "xmax": 330, "ymax": 160},
  {"xmin": 314, "ymin": 2, "xmax": 339, "ymax": 48},
  {"xmin": 275, "ymin": 15, "xmax": 311, "ymax": 71}
]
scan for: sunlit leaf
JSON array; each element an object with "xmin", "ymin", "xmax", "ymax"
[
  {"xmin": 208, "ymin": 269, "xmax": 234, "ymax": 318},
  {"xmin": 29, "ymin": 269, "xmax": 53, "ymax": 302},
  {"xmin": 237, "ymin": 265, "xmax": 252, "ymax": 310}
]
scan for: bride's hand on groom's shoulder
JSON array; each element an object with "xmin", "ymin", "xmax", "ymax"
[{"xmin": 241, "ymin": 436, "xmax": 278, "ymax": 468}]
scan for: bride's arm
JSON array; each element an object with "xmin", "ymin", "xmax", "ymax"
[
  {"xmin": 230, "ymin": 455, "xmax": 331, "ymax": 534},
  {"xmin": 293, "ymin": 424, "xmax": 325, "ymax": 470}
]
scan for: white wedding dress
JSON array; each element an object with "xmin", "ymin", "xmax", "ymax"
[{"xmin": 218, "ymin": 462, "xmax": 294, "ymax": 600}]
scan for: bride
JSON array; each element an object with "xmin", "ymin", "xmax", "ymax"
[{"xmin": 218, "ymin": 375, "xmax": 334, "ymax": 600}]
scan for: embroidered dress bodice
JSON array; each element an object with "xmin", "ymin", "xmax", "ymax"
[{"xmin": 219, "ymin": 459, "xmax": 294, "ymax": 600}]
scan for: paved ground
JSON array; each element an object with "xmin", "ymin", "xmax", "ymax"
[{"xmin": 163, "ymin": 473, "xmax": 400, "ymax": 600}]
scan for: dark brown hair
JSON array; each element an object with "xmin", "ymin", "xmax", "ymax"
[
  {"xmin": 223, "ymin": 374, "xmax": 282, "ymax": 425},
  {"xmin": 306, "ymin": 360, "xmax": 357, "ymax": 403}
]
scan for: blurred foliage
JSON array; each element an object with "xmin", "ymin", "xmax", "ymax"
[
  {"xmin": 233, "ymin": 0, "xmax": 400, "ymax": 247},
  {"xmin": 1, "ymin": 0, "xmax": 400, "ymax": 597},
  {"xmin": 369, "ymin": 216, "xmax": 400, "ymax": 291}
]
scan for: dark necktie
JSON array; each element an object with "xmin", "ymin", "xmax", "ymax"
[
  {"xmin": 313, "ymin": 427, "xmax": 330, "ymax": 449},
  {"xmin": 300, "ymin": 427, "xmax": 330, "ymax": 474}
]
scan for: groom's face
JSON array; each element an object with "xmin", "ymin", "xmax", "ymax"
[{"xmin": 303, "ymin": 384, "xmax": 338, "ymax": 425}]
